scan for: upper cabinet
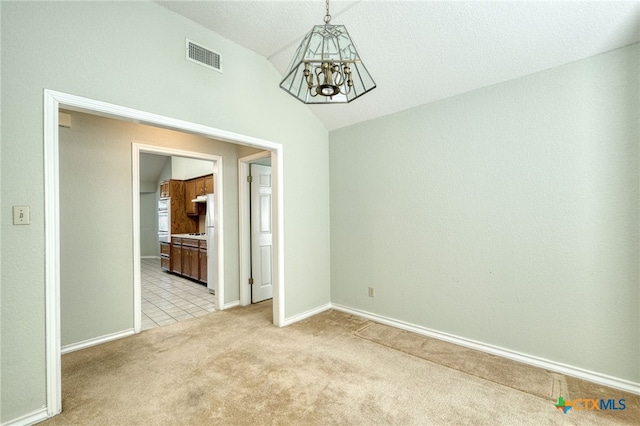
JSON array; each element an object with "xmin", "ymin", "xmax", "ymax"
[
  {"xmin": 185, "ymin": 174, "xmax": 214, "ymax": 216},
  {"xmin": 185, "ymin": 179, "xmax": 197, "ymax": 215},
  {"xmin": 195, "ymin": 176, "xmax": 205, "ymax": 196},
  {"xmin": 160, "ymin": 180, "xmax": 170, "ymax": 198},
  {"xmin": 194, "ymin": 174, "xmax": 214, "ymax": 196},
  {"xmin": 160, "ymin": 179, "xmax": 186, "ymax": 199},
  {"xmin": 204, "ymin": 175, "xmax": 214, "ymax": 195}
]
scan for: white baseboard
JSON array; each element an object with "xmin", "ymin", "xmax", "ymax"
[
  {"xmin": 223, "ymin": 300, "xmax": 240, "ymax": 310},
  {"xmin": 283, "ymin": 303, "xmax": 332, "ymax": 326},
  {"xmin": 332, "ymin": 303, "xmax": 640, "ymax": 396},
  {"xmin": 61, "ymin": 329, "xmax": 135, "ymax": 355},
  {"xmin": 140, "ymin": 255, "xmax": 159, "ymax": 259},
  {"xmin": 1, "ymin": 407, "xmax": 48, "ymax": 426}
]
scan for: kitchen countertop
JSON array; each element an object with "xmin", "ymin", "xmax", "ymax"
[{"xmin": 172, "ymin": 233, "xmax": 207, "ymax": 241}]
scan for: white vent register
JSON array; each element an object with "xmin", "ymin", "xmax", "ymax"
[{"xmin": 186, "ymin": 39, "xmax": 222, "ymax": 72}]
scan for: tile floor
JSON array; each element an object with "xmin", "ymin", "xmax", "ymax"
[{"xmin": 141, "ymin": 258, "xmax": 216, "ymax": 331}]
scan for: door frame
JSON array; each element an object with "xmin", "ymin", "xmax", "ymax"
[
  {"xmin": 238, "ymin": 151, "xmax": 272, "ymax": 306},
  {"xmin": 132, "ymin": 143, "xmax": 222, "ymax": 324},
  {"xmin": 44, "ymin": 89, "xmax": 285, "ymax": 417}
]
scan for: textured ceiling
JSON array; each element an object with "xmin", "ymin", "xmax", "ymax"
[{"xmin": 158, "ymin": 1, "xmax": 640, "ymax": 131}]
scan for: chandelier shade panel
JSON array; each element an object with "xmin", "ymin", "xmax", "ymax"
[{"xmin": 279, "ymin": 2, "xmax": 376, "ymax": 104}]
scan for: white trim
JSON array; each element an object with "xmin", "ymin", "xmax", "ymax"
[
  {"xmin": 223, "ymin": 300, "xmax": 241, "ymax": 309},
  {"xmin": 238, "ymin": 161, "xmax": 251, "ymax": 306},
  {"xmin": 140, "ymin": 256, "xmax": 160, "ymax": 259},
  {"xmin": 272, "ymin": 150, "xmax": 285, "ymax": 327},
  {"xmin": 1, "ymin": 407, "xmax": 48, "ymax": 426},
  {"xmin": 238, "ymin": 151, "xmax": 271, "ymax": 306},
  {"xmin": 132, "ymin": 143, "xmax": 224, "ymax": 318},
  {"xmin": 131, "ymin": 149, "xmax": 142, "ymax": 333},
  {"xmin": 43, "ymin": 89, "xmax": 62, "ymax": 419},
  {"xmin": 61, "ymin": 329, "xmax": 135, "ymax": 355},
  {"xmin": 283, "ymin": 303, "xmax": 332, "ymax": 326},
  {"xmin": 44, "ymin": 89, "xmax": 286, "ymax": 421},
  {"xmin": 332, "ymin": 303, "xmax": 640, "ymax": 395}
]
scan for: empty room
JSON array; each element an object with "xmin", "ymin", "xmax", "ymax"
[{"xmin": 1, "ymin": 1, "xmax": 638, "ymax": 425}]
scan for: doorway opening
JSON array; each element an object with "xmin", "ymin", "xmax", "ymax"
[
  {"xmin": 238, "ymin": 151, "xmax": 273, "ymax": 305},
  {"xmin": 134, "ymin": 146, "xmax": 221, "ymax": 331},
  {"xmin": 44, "ymin": 89, "xmax": 285, "ymax": 417}
]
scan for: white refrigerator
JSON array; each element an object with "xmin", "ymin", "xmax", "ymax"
[{"xmin": 205, "ymin": 193, "xmax": 217, "ymax": 294}]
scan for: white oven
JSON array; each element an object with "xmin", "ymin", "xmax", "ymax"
[{"xmin": 158, "ymin": 198, "xmax": 171, "ymax": 242}]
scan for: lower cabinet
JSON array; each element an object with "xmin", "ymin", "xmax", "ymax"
[
  {"xmin": 182, "ymin": 245, "xmax": 199, "ymax": 280},
  {"xmin": 167, "ymin": 237, "xmax": 206, "ymax": 284},
  {"xmin": 161, "ymin": 256, "xmax": 171, "ymax": 271},
  {"xmin": 171, "ymin": 240, "xmax": 182, "ymax": 274},
  {"xmin": 199, "ymin": 246, "xmax": 207, "ymax": 284},
  {"xmin": 160, "ymin": 242, "xmax": 171, "ymax": 271}
]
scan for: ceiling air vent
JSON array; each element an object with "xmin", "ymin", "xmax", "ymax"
[{"xmin": 186, "ymin": 39, "xmax": 222, "ymax": 73}]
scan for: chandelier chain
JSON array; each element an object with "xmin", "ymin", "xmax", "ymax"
[{"xmin": 324, "ymin": 0, "xmax": 331, "ymax": 24}]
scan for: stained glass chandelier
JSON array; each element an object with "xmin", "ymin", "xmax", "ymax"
[{"xmin": 279, "ymin": 0, "xmax": 376, "ymax": 104}]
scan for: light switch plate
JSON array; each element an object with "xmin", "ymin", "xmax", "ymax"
[{"xmin": 13, "ymin": 206, "xmax": 30, "ymax": 225}]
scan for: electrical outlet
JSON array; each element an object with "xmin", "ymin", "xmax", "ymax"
[
  {"xmin": 368, "ymin": 287, "xmax": 375, "ymax": 297},
  {"xmin": 13, "ymin": 206, "xmax": 31, "ymax": 225}
]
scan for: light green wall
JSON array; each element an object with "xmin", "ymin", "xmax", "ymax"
[
  {"xmin": 59, "ymin": 112, "xmax": 135, "ymax": 346},
  {"xmin": 0, "ymin": 0, "xmax": 3, "ymax": 418},
  {"xmin": 0, "ymin": 1, "xmax": 330, "ymax": 421},
  {"xmin": 59, "ymin": 111, "xmax": 260, "ymax": 347},
  {"xmin": 330, "ymin": 44, "xmax": 640, "ymax": 383}
]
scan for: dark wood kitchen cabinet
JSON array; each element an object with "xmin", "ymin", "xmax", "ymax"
[
  {"xmin": 181, "ymin": 247, "xmax": 191, "ymax": 278},
  {"xmin": 203, "ymin": 175, "xmax": 213, "ymax": 194},
  {"xmin": 179, "ymin": 238, "xmax": 200, "ymax": 281},
  {"xmin": 194, "ymin": 175, "xmax": 214, "ymax": 196},
  {"xmin": 187, "ymin": 246, "xmax": 199, "ymax": 280},
  {"xmin": 199, "ymin": 240, "xmax": 207, "ymax": 284},
  {"xmin": 185, "ymin": 179, "xmax": 198, "ymax": 216},
  {"xmin": 160, "ymin": 242, "xmax": 171, "ymax": 271},
  {"xmin": 195, "ymin": 176, "xmax": 205, "ymax": 196},
  {"xmin": 185, "ymin": 174, "xmax": 213, "ymax": 216},
  {"xmin": 160, "ymin": 180, "xmax": 170, "ymax": 198},
  {"xmin": 194, "ymin": 174, "xmax": 214, "ymax": 196},
  {"xmin": 167, "ymin": 237, "xmax": 207, "ymax": 284},
  {"xmin": 160, "ymin": 179, "xmax": 184, "ymax": 198},
  {"xmin": 171, "ymin": 237, "xmax": 182, "ymax": 274}
]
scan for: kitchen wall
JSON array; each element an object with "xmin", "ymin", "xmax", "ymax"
[
  {"xmin": 159, "ymin": 155, "xmax": 173, "ymax": 183},
  {"xmin": 0, "ymin": 1, "xmax": 330, "ymax": 422},
  {"xmin": 140, "ymin": 154, "xmax": 168, "ymax": 258},
  {"xmin": 140, "ymin": 192, "xmax": 159, "ymax": 257},
  {"xmin": 171, "ymin": 156, "xmax": 214, "ymax": 180},
  {"xmin": 330, "ymin": 44, "xmax": 640, "ymax": 384},
  {"xmin": 58, "ymin": 111, "xmax": 261, "ymax": 348}
]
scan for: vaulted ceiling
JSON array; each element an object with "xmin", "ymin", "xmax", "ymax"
[{"xmin": 158, "ymin": 1, "xmax": 640, "ymax": 131}]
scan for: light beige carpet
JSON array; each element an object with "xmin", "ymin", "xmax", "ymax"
[
  {"xmin": 42, "ymin": 303, "xmax": 639, "ymax": 425},
  {"xmin": 355, "ymin": 322, "xmax": 558, "ymax": 400}
]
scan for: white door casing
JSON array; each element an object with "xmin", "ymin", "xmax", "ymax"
[
  {"xmin": 238, "ymin": 151, "xmax": 271, "ymax": 307},
  {"xmin": 44, "ymin": 89, "xmax": 285, "ymax": 420},
  {"xmin": 250, "ymin": 164, "xmax": 274, "ymax": 303}
]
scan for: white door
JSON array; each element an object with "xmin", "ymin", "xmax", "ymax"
[{"xmin": 250, "ymin": 164, "xmax": 273, "ymax": 303}]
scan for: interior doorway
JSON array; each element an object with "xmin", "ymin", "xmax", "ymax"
[
  {"xmin": 44, "ymin": 89, "xmax": 285, "ymax": 417},
  {"xmin": 136, "ymin": 147, "xmax": 220, "ymax": 331},
  {"xmin": 238, "ymin": 151, "xmax": 273, "ymax": 306}
]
